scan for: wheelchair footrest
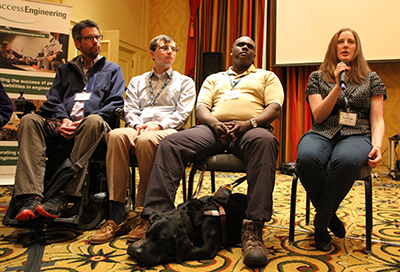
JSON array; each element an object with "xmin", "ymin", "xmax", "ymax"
[
  {"xmin": 2, "ymin": 216, "xmax": 42, "ymax": 228},
  {"xmin": 42, "ymin": 215, "xmax": 81, "ymax": 225},
  {"xmin": 2, "ymin": 191, "xmax": 108, "ymax": 230}
]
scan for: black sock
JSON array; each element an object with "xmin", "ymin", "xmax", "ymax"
[{"xmin": 110, "ymin": 201, "xmax": 127, "ymax": 225}]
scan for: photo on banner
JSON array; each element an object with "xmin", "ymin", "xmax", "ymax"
[{"xmin": 0, "ymin": 0, "xmax": 71, "ymax": 183}]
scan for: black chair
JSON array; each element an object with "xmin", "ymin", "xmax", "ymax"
[
  {"xmin": 288, "ymin": 162, "xmax": 373, "ymax": 253},
  {"xmin": 186, "ymin": 153, "xmax": 247, "ymax": 201},
  {"xmin": 128, "ymin": 156, "xmax": 139, "ymax": 209}
]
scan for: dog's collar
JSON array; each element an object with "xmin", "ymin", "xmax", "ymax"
[{"xmin": 204, "ymin": 200, "xmax": 227, "ymax": 244}]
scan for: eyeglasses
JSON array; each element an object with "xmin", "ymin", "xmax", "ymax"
[
  {"xmin": 80, "ymin": 35, "xmax": 103, "ymax": 42},
  {"xmin": 157, "ymin": 45, "xmax": 179, "ymax": 53}
]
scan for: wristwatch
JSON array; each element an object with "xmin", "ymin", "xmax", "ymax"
[{"xmin": 250, "ymin": 119, "xmax": 257, "ymax": 128}]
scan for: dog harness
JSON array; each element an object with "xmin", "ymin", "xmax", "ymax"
[{"xmin": 204, "ymin": 200, "xmax": 227, "ymax": 244}]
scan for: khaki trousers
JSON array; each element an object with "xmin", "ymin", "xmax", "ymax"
[
  {"xmin": 106, "ymin": 123, "xmax": 177, "ymax": 207},
  {"xmin": 14, "ymin": 114, "xmax": 109, "ymax": 197}
]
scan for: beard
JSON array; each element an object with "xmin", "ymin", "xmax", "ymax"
[{"xmin": 83, "ymin": 46, "xmax": 101, "ymax": 59}]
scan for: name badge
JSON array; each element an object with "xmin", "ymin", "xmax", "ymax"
[
  {"xmin": 75, "ymin": 92, "xmax": 91, "ymax": 101},
  {"xmin": 141, "ymin": 107, "xmax": 155, "ymax": 119},
  {"xmin": 225, "ymin": 90, "xmax": 240, "ymax": 100},
  {"xmin": 339, "ymin": 110, "xmax": 357, "ymax": 126}
]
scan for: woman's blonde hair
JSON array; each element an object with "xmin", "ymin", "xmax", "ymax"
[{"xmin": 319, "ymin": 28, "xmax": 370, "ymax": 84}]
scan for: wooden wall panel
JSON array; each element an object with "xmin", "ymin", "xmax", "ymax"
[
  {"xmin": 149, "ymin": 0, "xmax": 190, "ymax": 75},
  {"xmin": 369, "ymin": 62, "xmax": 400, "ymax": 172}
]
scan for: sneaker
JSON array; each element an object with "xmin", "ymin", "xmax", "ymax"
[
  {"xmin": 14, "ymin": 195, "xmax": 42, "ymax": 221},
  {"xmin": 36, "ymin": 191, "xmax": 68, "ymax": 218},
  {"xmin": 127, "ymin": 219, "xmax": 150, "ymax": 242},
  {"xmin": 241, "ymin": 219, "xmax": 268, "ymax": 267}
]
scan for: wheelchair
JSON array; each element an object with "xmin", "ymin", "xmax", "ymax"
[{"xmin": 2, "ymin": 104, "xmax": 131, "ymax": 230}]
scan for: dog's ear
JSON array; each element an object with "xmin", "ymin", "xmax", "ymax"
[
  {"xmin": 186, "ymin": 201, "xmax": 204, "ymax": 228},
  {"xmin": 178, "ymin": 211, "xmax": 195, "ymax": 238},
  {"xmin": 173, "ymin": 214, "xmax": 194, "ymax": 263},
  {"xmin": 149, "ymin": 210, "xmax": 162, "ymax": 224},
  {"xmin": 174, "ymin": 228, "xmax": 191, "ymax": 263}
]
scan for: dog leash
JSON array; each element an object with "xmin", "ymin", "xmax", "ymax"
[
  {"xmin": 192, "ymin": 164, "xmax": 206, "ymax": 200},
  {"xmin": 192, "ymin": 164, "xmax": 247, "ymax": 200}
]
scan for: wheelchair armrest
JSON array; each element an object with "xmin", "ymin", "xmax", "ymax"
[
  {"xmin": 114, "ymin": 108, "xmax": 124, "ymax": 121},
  {"xmin": 113, "ymin": 108, "xmax": 125, "ymax": 128}
]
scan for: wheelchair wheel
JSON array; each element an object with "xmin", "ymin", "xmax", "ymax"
[
  {"xmin": 77, "ymin": 191, "xmax": 108, "ymax": 230},
  {"xmin": 77, "ymin": 160, "xmax": 109, "ymax": 230}
]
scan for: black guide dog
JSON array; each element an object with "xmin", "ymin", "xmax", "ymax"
[{"xmin": 128, "ymin": 193, "xmax": 247, "ymax": 266}]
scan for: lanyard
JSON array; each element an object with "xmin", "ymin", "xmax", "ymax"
[
  {"xmin": 227, "ymin": 70, "xmax": 245, "ymax": 90},
  {"xmin": 341, "ymin": 87, "xmax": 351, "ymax": 111},
  {"xmin": 148, "ymin": 71, "xmax": 172, "ymax": 106},
  {"xmin": 80, "ymin": 60, "xmax": 89, "ymax": 84}
]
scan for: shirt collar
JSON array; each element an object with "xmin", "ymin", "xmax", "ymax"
[
  {"xmin": 80, "ymin": 55, "xmax": 102, "ymax": 70},
  {"xmin": 150, "ymin": 66, "xmax": 173, "ymax": 79},
  {"xmin": 227, "ymin": 64, "xmax": 257, "ymax": 76}
]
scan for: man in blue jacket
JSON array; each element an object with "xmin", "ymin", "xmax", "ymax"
[{"xmin": 12, "ymin": 19, "xmax": 125, "ymax": 221}]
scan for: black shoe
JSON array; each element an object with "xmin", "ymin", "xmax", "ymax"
[
  {"xmin": 14, "ymin": 195, "xmax": 42, "ymax": 221},
  {"xmin": 36, "ymin": 191, "xmax": 68, "ymax": 218},
  {"xmin": 313, "ymin": 229, "xmax": 332, "ymax": 252},
  {"xmin": 329, "ymin": 215, "xmax": 345, "ymax": 238}
]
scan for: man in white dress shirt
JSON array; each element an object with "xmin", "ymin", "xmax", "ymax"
[{"xmin": 90, "ymin": 34, "xmax": 196, "ymax": 244}]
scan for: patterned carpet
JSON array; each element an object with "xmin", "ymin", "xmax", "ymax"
[{"xmin": 1, "ymin": 170, "xmax": 400, "ymax": 272}]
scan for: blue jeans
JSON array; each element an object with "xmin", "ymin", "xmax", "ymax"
[{"xmin": 296, "ymin": 132, "xmax": 371, "ymax": 232}]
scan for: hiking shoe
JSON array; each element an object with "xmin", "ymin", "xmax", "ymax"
[
  {"xmin": 14, "ymin": 195, "xmax": 42, "ymax": 221},
  {"xmin": 241, "ymin": 219, "xmax": 268, "ymax": 267},
  {"xmin": 36, "ymin": 191, "xmax": 68, "ymax": 218}
]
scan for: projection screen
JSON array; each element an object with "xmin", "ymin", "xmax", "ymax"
[{"xmin": 274, "ymin": 0, "xmax": 400, "ymax": 66}]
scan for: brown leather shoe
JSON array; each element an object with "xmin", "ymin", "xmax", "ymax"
[
  {"xmin": 90, "ymin": 219, "xmax": 132, "ymax": 244},
  {"xmin": 241, "ymin": 219, "xmax": 268, "ymax": 267},
  {"xmin": 127, "ymin": 219, "xmax": 150, "ymax": 242}
]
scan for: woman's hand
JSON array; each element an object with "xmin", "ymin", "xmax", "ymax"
[
  {"xmin": 367, "ymin": 146, "xmax": 382, "ymax": 168},
  {"xmin": 334, "ymin": 62, "xmax": 350, "ymax": 86}
]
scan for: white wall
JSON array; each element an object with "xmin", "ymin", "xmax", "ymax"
[{"xmin": 275, "ymin": 0, "xmax": 400, "ymax": 66}]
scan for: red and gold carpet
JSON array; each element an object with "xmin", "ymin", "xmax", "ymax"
[{"xmin": 1, "ymin": 170, "xmax": 399, "ymax": 271}]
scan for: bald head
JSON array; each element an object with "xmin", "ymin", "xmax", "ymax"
[
  {"xmin": 231, "ymin": 36, "xmax": 256, "ymax": 74},
  {"xmin": 232, "ymin": 36, "xmax": 256, "ymax": 52}
]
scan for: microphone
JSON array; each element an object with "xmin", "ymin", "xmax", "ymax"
[{"xmin": 340, "ymin": 61, "xmax": 348, "ymax": 90}]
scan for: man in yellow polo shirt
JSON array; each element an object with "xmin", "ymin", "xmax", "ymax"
[{"xmin": 129, "ymin": 36, "xmax": 284, "ymax": 268}]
